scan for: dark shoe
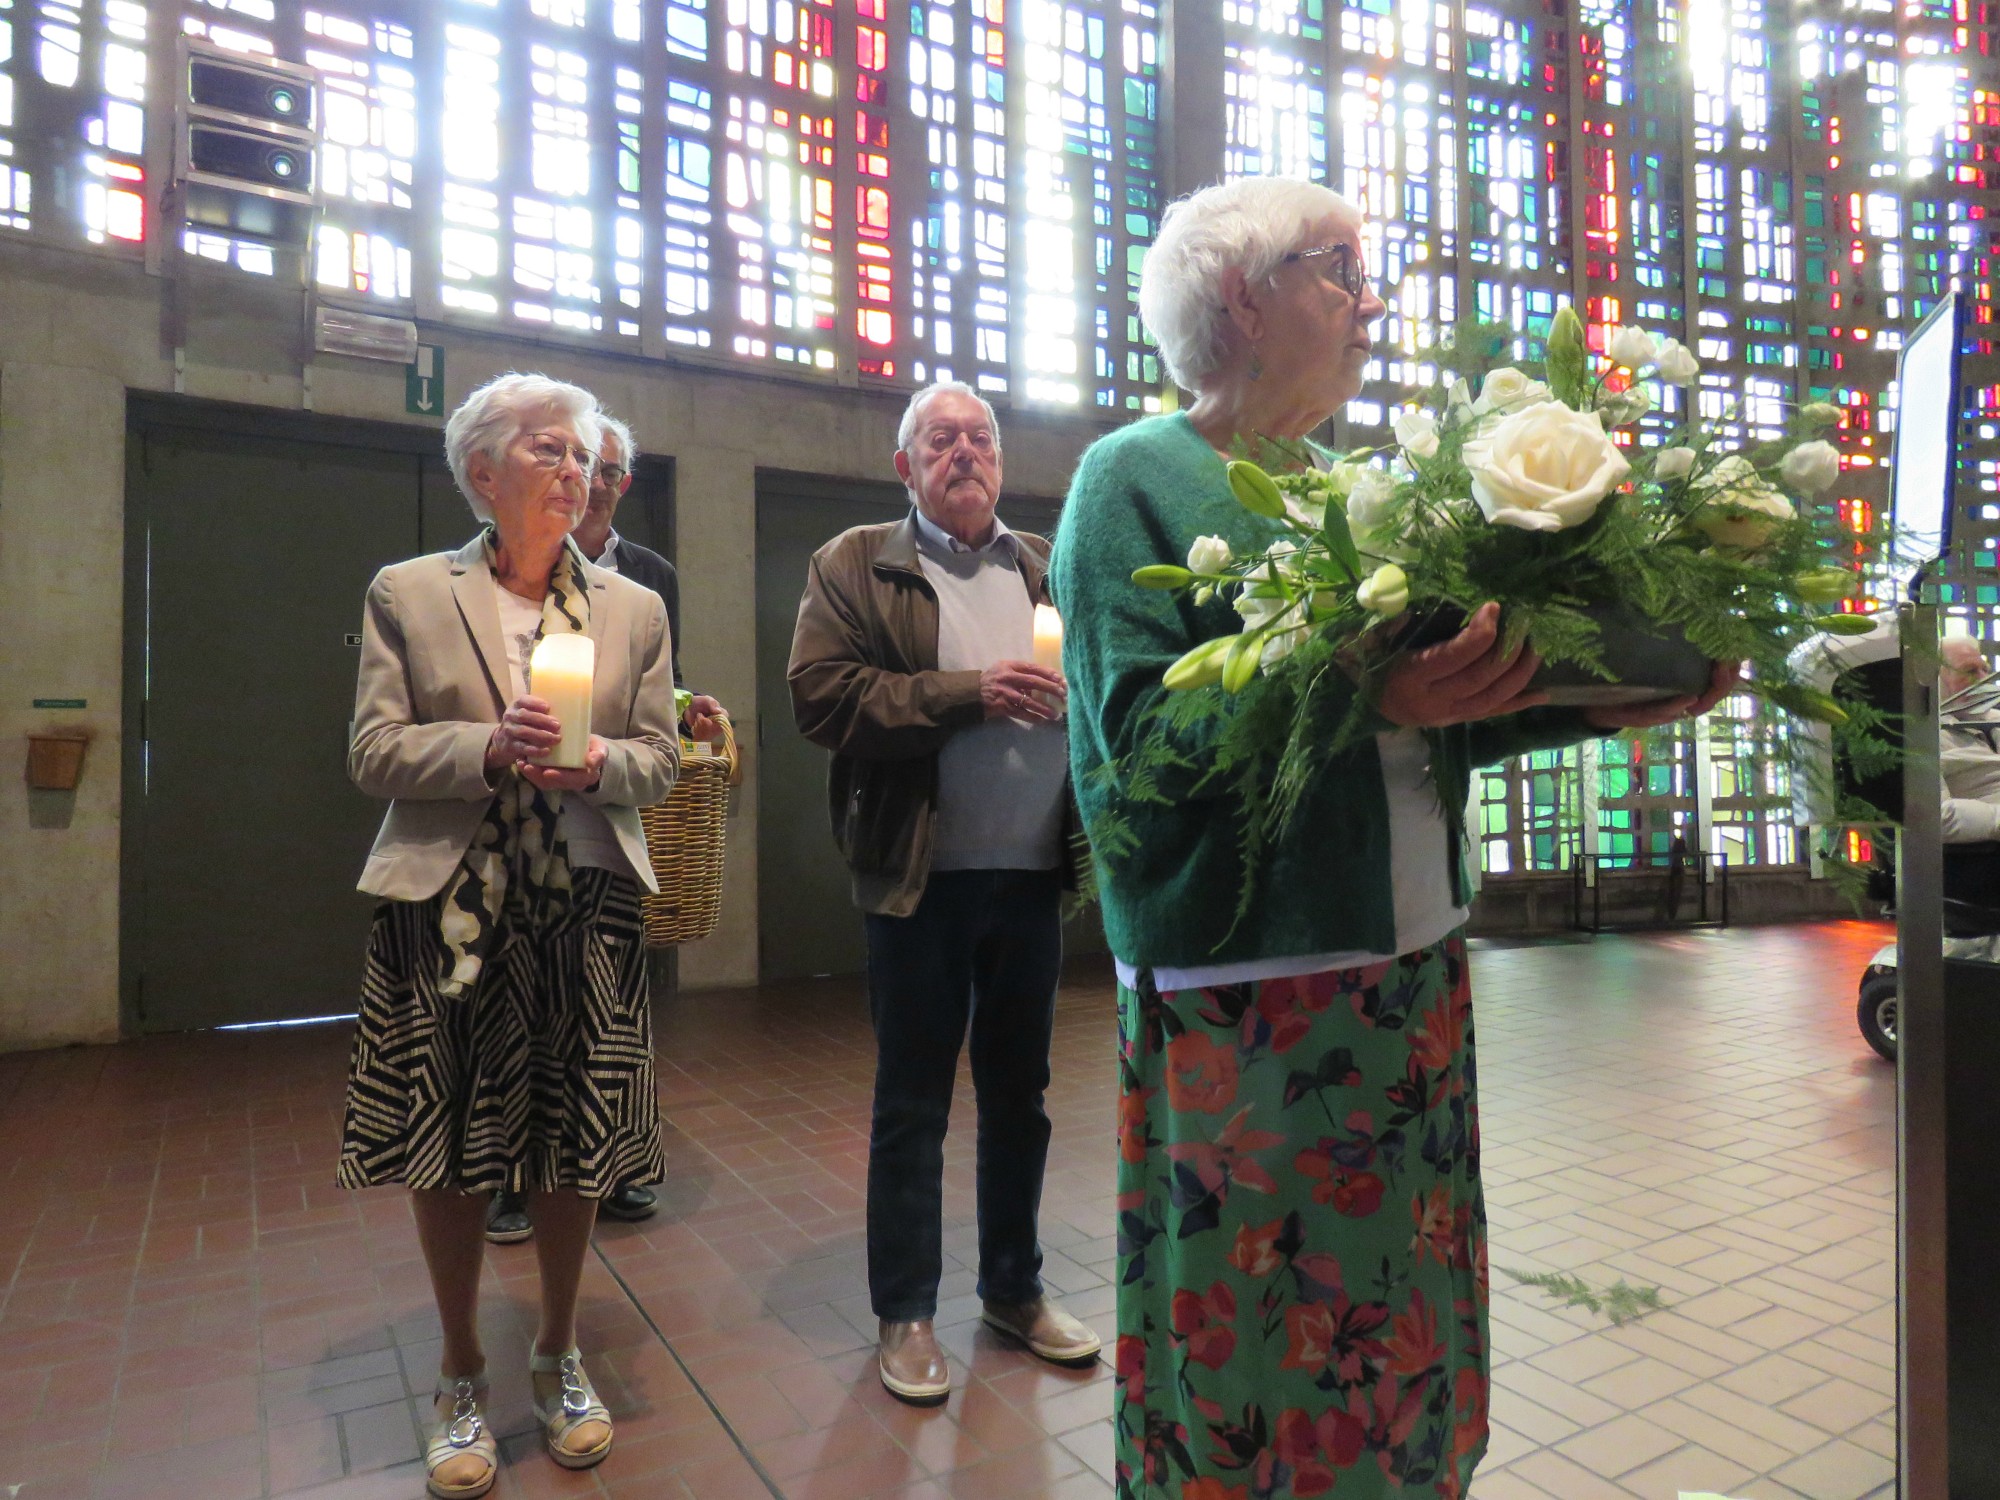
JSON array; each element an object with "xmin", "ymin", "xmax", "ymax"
[
  {"xmin": 877, "ymin": 1319, "xmax": 950, "ymax": 1404},
  {"xmin": 484, "ymin": 1189, "xmax": 531, "ymax": 1245},
  {"xmin": 598, "ymin": 1184, "xmax": 658, "ymax": 1222},
  {"xmin": 981, "ymin": 1296, "xmax": 1102, "ymax": 1366}
]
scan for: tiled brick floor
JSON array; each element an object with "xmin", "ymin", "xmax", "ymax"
[{"xmin": 0, "ymin": 920, "xmax": 1897, "ymax": 1499}]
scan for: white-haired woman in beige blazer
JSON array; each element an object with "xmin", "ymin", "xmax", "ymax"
[{"xmin": 337, "ymin": 372, "xmax": 679, "ymax": 1499}]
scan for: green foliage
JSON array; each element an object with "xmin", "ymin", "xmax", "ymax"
[{"xmin": 1500, "ymin": 1266, "xmax": 1667, "ymax": 1327}]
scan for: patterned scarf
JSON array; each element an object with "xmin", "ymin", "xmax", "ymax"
[{"xmin": 436, "ymin": 528, "xmax": 593, "ymax": 997}]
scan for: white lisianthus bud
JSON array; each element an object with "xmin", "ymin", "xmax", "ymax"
[
  {"xmin": 1653, "ymin": 338, "xmax": 1700, "ymax": 385},
  {"xmin": 1344, "ymin": 468, "xmax": 1409, "ymax": 560},
  {"xmin": 1779, "ymin": 439, "xmax": 1842, "ymax": 495},
  {"xmin": 1445, "ymin": 378, "xmax": 1475, "ymax": 426},
  {"xmin": 1800, "ymin": 401, "xmax": 1843, "ymax": 428},
  {"xmin": 1692, "ymin": 455, "xmax": 1795, "ymax": 550},
  {"xmin": 1596, "ymin": 383, "xmax": 1654, "ymax": 427},
  {"xmin": 1356, "ymin": 563, "xmax": 1410, "ymax": 618},
  {"xmin": 1462, "ymin": 400, "xmax": 1632, "ymax": 531},
  {"xmin": 1471, "ymin": 367, "xmax": 1553, "ymax": 417},
  {"xmin": 1654, "ymin": 446, "xmax": 1697, "ymax": 480},
  {"xmin": 1394, "ymin": 409, "xmax": 1441, "ymax": 460},
  {"xmin": 1608, "ymin": 325, "xmax": 1659, "ymax": 369},
  {"xmin": 1186, "ymin": 534, "xmax": 1233, "ymax": 574}
]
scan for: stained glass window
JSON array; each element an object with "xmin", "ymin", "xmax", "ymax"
[
  {"xmin": 1, "ymin": 0, "xmax": 1997, "ymax": 878},
  {"xmin": 0, "ymin": 0, "xmax": 154, "ymax": 246}
]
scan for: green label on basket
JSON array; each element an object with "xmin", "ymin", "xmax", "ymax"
[{"xmin": 32, "ymin": 698, "xmax": 86, "ymax": 709}]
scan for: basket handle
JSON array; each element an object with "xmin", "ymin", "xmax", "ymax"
[{"xmin": 684, "ymin": 711, "xmax": 742, "ymax": 787}]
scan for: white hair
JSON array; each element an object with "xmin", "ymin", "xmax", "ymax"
[
  {"xmin": 1942, "ymin": 631, "xmax": 1986, "ymax": 671},
  {"xmin": 597, "ymin": 412, "xmax": 635, "ymax": 469},
  {"xmin": 896, "ymin": 379, "xmax": 1001, "ymax": 453},
  {"xmin": 1139, "ymin": 177, "xmax": 1359, "ymax": 390},
  {"xmin": 444, "ymin": 372, "xmax": 603, "ymax": 521}
]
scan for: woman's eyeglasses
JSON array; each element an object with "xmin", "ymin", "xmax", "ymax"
[
  {"xmin": 1282, "ymin": 243, "xmax": 1370, "ymax": 299},
  {"xmin": 524, "ymin": 433, "xmax": 599, "ymax": 479}
]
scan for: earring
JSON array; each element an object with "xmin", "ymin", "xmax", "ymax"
[{"xmin": 1248, "ymin": 347, "xmax": 1264, "ymax": 383}]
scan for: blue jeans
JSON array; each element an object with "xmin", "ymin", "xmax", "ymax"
[{"xmin": 862, "ymin": 867, "xmax": 1062, "ymax": 1321}]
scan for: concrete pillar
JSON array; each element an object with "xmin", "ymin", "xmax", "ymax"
[
  {"xmin": 0, "ymin": 362, "xmax": 127, "ymax": 1048},
  {"xmin": 672, "ymin": 441, "xmax": 760, "ymax": 989}
]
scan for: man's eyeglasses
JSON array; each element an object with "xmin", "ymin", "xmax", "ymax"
[
  {"xmin": 524, "ymin": 432, "xmax": 598, "ymax": 479},
  {"xmin": 595, "ymin": 462, "xmax": 629, "ymax": 487},
  {"xmin": 1282, "ymin": 242, "xmax": 1370, "ymax": 299}
]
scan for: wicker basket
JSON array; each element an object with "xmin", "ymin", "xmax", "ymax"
[{"xmin": 638, "ymin": 715, "xmax": 741, "ymax": 947}]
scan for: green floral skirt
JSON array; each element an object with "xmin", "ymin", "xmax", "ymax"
[{"xmin": 1113, "ymin": 936, "xmax": 1488, "ymax": 1500}]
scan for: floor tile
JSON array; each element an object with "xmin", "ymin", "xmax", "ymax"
[{"xmin": 0, "ymin": 923, "xmax": 1899, "ymax": 1498}]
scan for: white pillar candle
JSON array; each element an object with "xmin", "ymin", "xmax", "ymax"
[
  {"xmin": 528, "ymin": 632, "xmax": 595, "ymax": 769},
  {"xmin": 1031, "ymin": 603, "xmax": 1064, "ymax": 673}
]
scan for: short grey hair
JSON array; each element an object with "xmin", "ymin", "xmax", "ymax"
[
  {"xmin": 1139, "ymin": 177, "xmax": 1359, "ymax": 390},
  {"xmin": 597, "ymin": 412, "xmax": 635, "ymax": 469},
  {"xmin": 896, "ymin": 379, "xmax": 1001, "ymax": 454},
  {"xmin": 444, "ymin": 372, "xmax": 603, "ymax": 521}
]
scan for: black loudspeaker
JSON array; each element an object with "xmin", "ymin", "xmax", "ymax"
[{"xmin": 174, "ymin": 40, "xmax": 318, "ymax": 245}]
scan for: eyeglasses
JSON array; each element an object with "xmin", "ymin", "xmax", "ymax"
[
  {"xmin": 1282, "ymin": 242, "xmax": 1370, "ymax": 299},
  {"xmin": 523, "ymin": 432, "xmax": 598, "ymax": 479},
  {"xmin": 595, "ymin": 462, "xmax": 629, "ymax": 487}
]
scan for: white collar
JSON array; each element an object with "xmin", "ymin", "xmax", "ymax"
[
  {"xmin": 591, "ymin": 530, "xmax": 621, "ymax": 567},
  {"xmin": 912, "ymin": 507, "xmax": 1015, "ymax": 557}
]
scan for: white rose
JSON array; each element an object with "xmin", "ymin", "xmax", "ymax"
[
  {"xmin": 1472, "ymin": 367, "xmax": 1552, "ymax": 417},
  {"xmin": 1394, "ymin": 409, "xmax": 1441, "ymax": 460},
  {"xmin": 1608, "ymin": 325, "xmax": 1658, "ymax": 368},
  {"xmin": 1654, "ymin": 337, "xmax": 1700, "ymax": 385},
  {"xmin": 1186, "ymin": 534, "xmax": 1232, "ymax": 574},
  {"xmin": 1654, "ymin": 446, "xmax": 1697, "ymax": 481},
  {"xmin": 1597, "ymin": 383, "xmax": 1654, "ymax": 427},
  {"xmin": 1463, "ymin": 400, "xmax": 1632, "ymax": 532},
  {"xmin": 1779, "ymin": 439, "xmax": 1841, "ymax": 495},
  {"xmin": 1235, "ymin": 587, "xmax": 1289, "ymax": 631},
  {"xmin": 1260, "ymin": 623, "xmax": 1310, "ymax": 666},
  {"xmin": 1693, "ymin": 455, "xmax": 1795, "ymax": 549}
]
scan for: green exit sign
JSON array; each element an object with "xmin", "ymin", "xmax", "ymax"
[{"xmin": 407, "ymin": 344, "xmax": 444, "ymax": 416}]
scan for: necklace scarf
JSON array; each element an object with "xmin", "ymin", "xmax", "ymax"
[{"xmin": 436, "ymin": 528, "xmax": 593, "ymax": 997}]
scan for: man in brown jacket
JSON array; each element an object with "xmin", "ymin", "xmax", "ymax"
[{"xmin": 788, "ymin": 381, "xmax": 1100, "ymax": 1405}]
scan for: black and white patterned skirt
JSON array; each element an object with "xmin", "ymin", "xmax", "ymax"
[{"xmin": 337, "ymin": 868, "xmax": 666, "ymax": 1196}]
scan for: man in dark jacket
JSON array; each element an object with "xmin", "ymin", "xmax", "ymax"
[
  {"xmin": 486, "ymin": 411, "xmax": 724, "ymax": 1243},
  {"xmin": 787, "ymin": 381, "xmax": 1099, "ymax": 1405}
]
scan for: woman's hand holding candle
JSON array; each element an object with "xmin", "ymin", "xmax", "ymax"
[
  {"xmin": 518, "ymin": 734, "xmax": 607, "ymax": 792},
  {"xmin": 487, "ymin": 694, "xmax": 606, "ymax": 790}
]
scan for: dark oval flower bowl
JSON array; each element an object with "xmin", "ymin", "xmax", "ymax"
[{"xmin": 1398, "ymin": 603, "xmax": 1713, "ymax": 707}]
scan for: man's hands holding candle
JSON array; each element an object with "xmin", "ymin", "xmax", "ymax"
[
  {"xmin": 486, "ymin": 694, "xmax": 607, "ymax": 790},
  {"xmin": 980, "ymin": 661, "xmax": 1066, "ymax": 721}
]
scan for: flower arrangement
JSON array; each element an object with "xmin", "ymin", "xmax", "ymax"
[
  {"xmin": 1094, "ymin": 308, "xmax": 1897, "ymax": 904},
  {"xmin": 1137, "ymin": 307, "xmax": 1877, "ymax": 712}
]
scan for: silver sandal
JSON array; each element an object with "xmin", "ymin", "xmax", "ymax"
[
  {"xmin": 424, "ymin": 1373, "xmax": 497, "ymax": 1499},
  {"xmin": 529, "ymin": 1348, "xmax": 613, "ymax": 1470}
]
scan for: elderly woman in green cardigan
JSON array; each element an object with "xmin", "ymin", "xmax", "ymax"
[{"xmin": 1052, "ymin": 177, "xmax": 1737, "ymax": 1500}]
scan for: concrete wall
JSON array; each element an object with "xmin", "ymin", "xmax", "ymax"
[{"xmin": 0, "ymin": 240, "xmax": 1117, "ymax": 1051}]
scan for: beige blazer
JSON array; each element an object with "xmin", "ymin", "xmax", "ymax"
[{"xmin": 349, "ymin": 535, "xmax": 681, "ymax": 901}]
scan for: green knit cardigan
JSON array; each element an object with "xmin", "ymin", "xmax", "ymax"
[{"xmin": 1051, "ymin": 412, "xmax": 1598, "ymax": 970}]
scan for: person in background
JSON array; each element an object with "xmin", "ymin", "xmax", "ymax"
[
  {"xmin": 787, "ymin": 380, "xmax": 1100, "ymax": 1405},
  {"xmin": 486, "ymin": 410, "xmax": 724, "ymax": 1244},
  {"xmin": 1939, "ymin": 632, "xmax": 2000, "ymax": 909},
  {"xmin": 339, "ymin": 372, "xmax": 679, "ymax": 1496}
]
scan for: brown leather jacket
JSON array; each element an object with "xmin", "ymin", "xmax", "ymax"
[{"xmin": 786, "ymin": 514, "xmax": 1084, "ymax": 917}]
